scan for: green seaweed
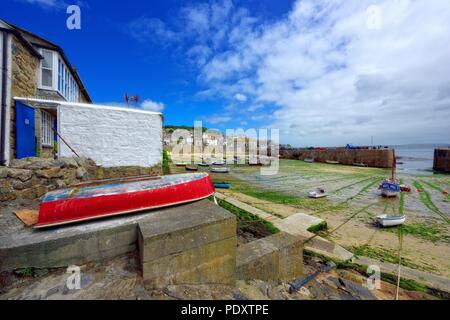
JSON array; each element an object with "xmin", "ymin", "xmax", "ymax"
[
  {"xmin": 350, "ymin": 245, "xmax": 427, "ymax": 271},
  {"xmin": 216, "ymin": 198, "xmax": 280, "ymax": 235},
  {"xmin": 15, "ymin": 267, "xmax": 34, "ymax": 277},
  {"xmin": 413, "ymin": 181, "xmax": 450, "ymax": 224},
  {"xmin": 162, "ymin": 149, "xmax": 171, "ymax": 174},
  {"xmin": 307, "ymin": 221, "xmax": 328, "ymax": 233}
]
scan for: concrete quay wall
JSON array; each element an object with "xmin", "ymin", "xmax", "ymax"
[
  {"xmin": 434, "ymin": 149, "xmax": 450, "ymax": 173},
  {"xmin": 280, "ymin": 148, "xmax": 394, "ymax": 168}
]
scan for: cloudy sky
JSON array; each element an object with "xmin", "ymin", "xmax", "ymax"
[{"xmin": 4, "ymin": 0, "xmax": 450, "ymax": 146}]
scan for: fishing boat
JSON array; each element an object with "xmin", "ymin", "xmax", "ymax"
[
  {"xmin": 185, "ymin": 165, "xmax": 198, "ymax": 171},
  {"xmin": 304, "ymin": 158, "xmax": 314, "ymax": 163},
  {"xmin": 376, "ymin": 214, "xmax": 406, "ymax": 227},
  {"xmin": 380, "ymin": 150, "xmax": 400, "ymax": 198},
  {"xmin": 400, "ymin": 184, "xmax": 411, "ymax": 192},
  {"xmin": 353, "ymin": 162, "xmax": 368, "ymax": 167},
  {"xmin": 35, "ymin": 173, "xmax": 215, "ymax": 228},
  {"xmin": 214, "ymin": 182, "xmax": 231, "ymax": 189},
  {"xmin": 175, "ymin": 163, "xmax": 188, "ymax": 167},
  {"xmin": 326, "ymin": 160, "xmax": 339, "ymax": 165},
  {"xmin": 308, "ymin": 188, "xmax": 327, "ymax": 198},
  {"xmin": 198, "ymin": 163, "xmax": 210, "ymax": 167},
  {"xmin": 210, "ymin": 167, "xmax": 229, "ymax": 173}
]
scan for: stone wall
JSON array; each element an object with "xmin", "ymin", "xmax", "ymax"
[
  {"xmin": 280, "ymin": 148, "xmax": 394, "ymax": 168},
  {"xmin": 0, "ymin": 157, "xmax": 162, "ymax": 202},
  {"xmin": 10, "ymin": 36, "xmax": 39, "ymax": 162},
  {"xmin": 434, "ymin": 149, "xmax": 450, "ymax": 173}
]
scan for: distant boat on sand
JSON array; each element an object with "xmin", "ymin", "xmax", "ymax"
[
  {"xmin": 376, "ymin": 214, "xmax": 406, "ymax": 227},
  {"xmin": 353, "ymin": 162, "xmax": 368, "ymax": 167},
  {"xmin": 308, "ymin": 188, "xmax": 327, "ymax": 198},
  {"xmin": 380, "ymin": 150, "xmax": 401, "ymax": 198}
]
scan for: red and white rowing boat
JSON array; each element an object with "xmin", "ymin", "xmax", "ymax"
[{"xmin": 35, "ymin": 173, "xmax": 215, "ymax": 228}]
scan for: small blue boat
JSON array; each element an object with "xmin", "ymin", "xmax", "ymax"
[
  {"xmin": 380, "ymin": 180, "xmax": 400, "ymax": 197},
  {"xmin": 380, "ymin": 150, "xmax": 400, "ymax": 198},
  {"xmin": 214, "ymin": 182, "xmax": 231, "ymax": 189}
]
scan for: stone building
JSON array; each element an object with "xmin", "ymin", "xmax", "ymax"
[{"xmin": 0, "ymin": 19, "xmax": 91, "ymax": 166}]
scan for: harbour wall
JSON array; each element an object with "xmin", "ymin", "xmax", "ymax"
[
  {"xmin": 434, "ymin": 149, "xmax": 450, "ymax": 173},
  {"xmin": 280, "ymin": 148, "xmax": 394, "ymax": 168}
]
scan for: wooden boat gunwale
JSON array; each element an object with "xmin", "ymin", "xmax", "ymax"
[
  {"xmin": 34, "ymin": 192, "xmax": 214, "ymax": 229},
  {"xmin": 35, "ymin": 173, "xmax": 214, "ymax": 229}
]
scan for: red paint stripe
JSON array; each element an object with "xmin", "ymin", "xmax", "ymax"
[{"xmin": 37, "ymin": 175, "xmax": 214, "ymax": 227}]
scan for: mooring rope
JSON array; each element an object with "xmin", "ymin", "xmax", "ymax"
[
  {"xmin": 302, "ymin": 203, "xmax": 376, "ymax": 245},
  {"xmin": 395, "ymin": 227, "xmax": 404, "ymax": 300}
]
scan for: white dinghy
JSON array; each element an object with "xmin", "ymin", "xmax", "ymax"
[
  {"xmin": 308, "ymin": 188, "xmax": 327, "ymax": 199},
  {"xmin": 376, "ymin": 214, "xmax": 406, "ymax": 227}
]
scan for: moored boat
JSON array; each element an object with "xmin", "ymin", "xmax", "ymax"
[
  {"xmin": 352, "ymin": 162, "xmax": 368, "ymax": 167},
  {"xmin": 326, "ymin": 160, "xmax": 339, "ymax": 165},
  {"xmin": 380, "ymin": 150, "xmax": 400, "ymax": 198},
  {"xmin": 308, "ymin": 188, "xmax": 327, "ymax": 198},
  {"xmin": 214, "ymin": 182, "xmax": 231, "ymax": 189},
  {"xmin": 198, "ymin": 163, "xmax": 210, "ymax": 167},
  {"xmin": 175, "ymin": 163, "xmax": 188, "ymax": 167},
  {"xmin": 304, "ymin": 158, "xmax": 314, "ymax": 163},
  {"xmin": 35, "ymin": 173, "xmax": 215, "ymax": 228},
  {"xmin": 400, "ymin": 184, "xmax": 411, "ymax": 192},
  {"xmin": 210, "ymin": 167, "xmax": 230, "ymax": 173},
  {"xmin": 212, "ymin": 161, "xmax": 226, "ymax": 166},
  {"xmin": 376, "ymin": 214, "xmax": 406, "ymax": 227},
  {"xmin": 185, "ymin": 165, "xmax": 198, "ymax": 171},
  {"xmin": 380, "ymin": 180, "xmax": 401, "ymax": 197}
]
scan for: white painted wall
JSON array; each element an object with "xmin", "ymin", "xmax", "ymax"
[{"xmin": 58, "ymin": 103, "xmax": 162, "ymax": 167}]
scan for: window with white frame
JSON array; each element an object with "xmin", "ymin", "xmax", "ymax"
[
  {"xmin": 57, "ymin": 57, "xmax": 80, "ymax": 102},
  {"xmin": 41, "ymin": 110, "xmax": 55, "ymax": 147},
  {"xmin": 40, "ymin": 50, "xmax": 53, "ymax": 88},
  {"xmin": 38, "ymin": 49, "xmax": 81, "ymax": 102}
]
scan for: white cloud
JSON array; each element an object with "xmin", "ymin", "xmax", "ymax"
[
  {"xmin": 129, "ymin": 0, "xmax": 450, "ymax": 145},
  {"xmin": 141, "ymin": 99, "xmax": 165, "ymax": 112},
  {"xmin": 234, "ymin": 93, "xmax": 247, "ymax": 102},
  {"xmin": 100, "ymin": 99, "xmax": 165, "ymax": 113},
  {"xmin": 17, "ymin": 0, "xmax": 79, "ymax": 10},
  {"xmin": 202, "ymin": 115, "xmax": 232, "ymax": 124}
]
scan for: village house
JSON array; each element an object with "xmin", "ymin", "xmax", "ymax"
[
  {"xmin": 0, "ymin": 19, "xmax": 162, "ymax": 169},
  {"xmin": 0, "ymin": 19, "xmax": 91, "ymax": 165}
]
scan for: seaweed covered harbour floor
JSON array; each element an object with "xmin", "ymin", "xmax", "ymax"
[{"xmin": 171, "ymin": 159, "xmax": 450, "ymax": 279}]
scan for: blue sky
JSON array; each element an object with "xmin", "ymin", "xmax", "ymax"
[
  {"xmin": 3, "ymin": 0, "xmax": 293, "ymax": 130},
  {"xmin": 3, "ymin": 0, "xmax": 450, "ymax": 146}
]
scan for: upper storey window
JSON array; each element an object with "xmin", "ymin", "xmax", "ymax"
[
  {"xmin": 38, "ymin": 49, "xmax": 79, "ymax": 102},
  {"xmin": 40, "ymin": 50, "xmax": 53, "ymax": 88}
]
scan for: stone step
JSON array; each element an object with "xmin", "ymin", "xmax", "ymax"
[{"xmin": 138, "ymin": 200, "xmax": 237, "ymax": 289}]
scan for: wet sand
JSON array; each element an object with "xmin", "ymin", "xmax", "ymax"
[{"xmin": 173, "ymin": 159, "xmax": 450, "ymax": 278}]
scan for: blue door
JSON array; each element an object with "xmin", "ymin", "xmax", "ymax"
[{"xmin": 16, "ymin": 102, "xmax": 36, "ymax": 159}]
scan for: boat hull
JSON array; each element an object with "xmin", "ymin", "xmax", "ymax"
[
  {"xmin": 36, "ymin": 173, "xmax": 214, "ymax": 228},
  {"xmin": 214, "ymin": 183, "xmax": 231, "ymax": 189},
  {"xmin": 376, "ymin": 215, "xmax": 406, "ymax": 227},
  {"xmin": 210, "ymin": 168, "xmax": 229, "ymax": 173},
  {"xmin": 380, "ymin": 181, "xmax": 400, "ymax": 198}
]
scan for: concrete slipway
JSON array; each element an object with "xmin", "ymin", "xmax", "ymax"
[{"xmin": 0, "ymin": 200, "xmax": 232, "ymax": 272}]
